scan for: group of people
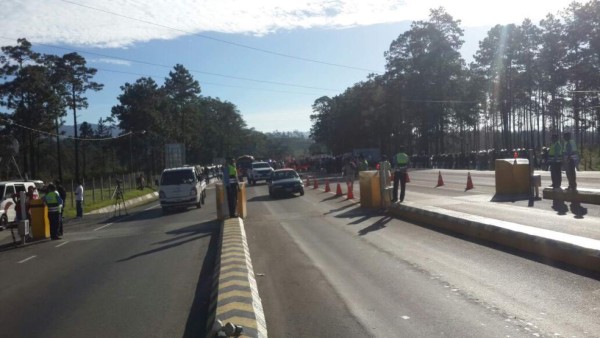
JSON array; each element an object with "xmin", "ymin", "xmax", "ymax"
[
  {"xmin": 547, "ymin": 132, "xmax": 579, "ymax": 191},
  {"xmin": 13, "ymin": 180, "xmax": 84, "ymax": 240}
]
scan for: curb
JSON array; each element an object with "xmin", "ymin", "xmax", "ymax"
[
  {"xmin": 86, "ymin": 192, "xmax": 159, "ymax": 215},
  {"xmin": 207, "ymin": 218, "xmax": 267, "ymax": 337},
  {"xmin": 388, "ymin": 203, "xmax": 600, "ymax": 273}
]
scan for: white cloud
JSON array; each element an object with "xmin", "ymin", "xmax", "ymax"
[
  {"xmin": 91, "ymin": 58, "xmax": 132, "ymax": 66},
  {"xmin": 243, "ymin": 108, "xmax": 312, "ymax": 133},
  {"xmin": 1, "ymin": 0, "xmax": 572, "ymax": 48}
]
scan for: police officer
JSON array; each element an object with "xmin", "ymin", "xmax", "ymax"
[
  {"xmin": 43, "ymin": 183, "xmax": 63, "ymax": 240},
  {"xmin": 548, "ymin": 134, "xmax": 563, "ymax": 189},
  {"xmin": 223, "ymin": 157, "xmax": 239, "ymax": 218},
  {"xmin": 392, "ymin": 146, "xmax": 409, "ymax": 202},
  {"xmin": 563, "ymin": 132, "xmax": 578, "ymax": 191}
]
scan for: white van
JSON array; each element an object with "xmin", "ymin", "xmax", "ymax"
[
  {"xmin": 0, "ymin": 181, "xmax": 39, "ymax": 229},
  {"xmin": 159, "ymin": 166, "xmax": 207, "ymax": 213}
]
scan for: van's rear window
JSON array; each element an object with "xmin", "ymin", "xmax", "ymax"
[{"xmin": 161, "ymin": 170, "xmax": 195, "ymax": 185}]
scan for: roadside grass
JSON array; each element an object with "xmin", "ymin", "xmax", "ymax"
[
  {"xmin": 580, "ymin": 146, "xmax": 600, "ymax": 171},
  {"xmin": 62, "ymin": 187, "xmax": 156, "ymax": 219}
]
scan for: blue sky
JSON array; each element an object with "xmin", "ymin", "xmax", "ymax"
[{"xmin": 1, "ymin": 0, "xmax": 573, "ymax": 133}]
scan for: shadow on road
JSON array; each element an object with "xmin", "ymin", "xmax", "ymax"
[
  {"xmin": 358, "ymin": 216, "xmax": 393, "ymax": 236},
  {"xmin": 116, "ymin": 220, "xmax": 218, "ymax": 262}
]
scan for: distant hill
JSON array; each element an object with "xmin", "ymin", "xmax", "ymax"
[{"xmin": 59, "ymin": 124, "xmax": 121, "ymax": 137}]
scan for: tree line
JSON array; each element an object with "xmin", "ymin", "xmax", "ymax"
[
  {"xmin": 0, "ymin": 39, "xmax": 307, "ymax": 182},
  {"xmin": 310, "ymin": 2, "xmax": 600, "ymax": 159}
]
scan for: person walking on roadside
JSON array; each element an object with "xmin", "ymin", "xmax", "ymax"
[
  {"xmin": 548, "ymin": 134, "xmax": 563, "ymax": 189},
  {"xmin": 74, "ymin": 180, "xmax": 84, "ymax": 218},
  {"xmin": 43, "ymin": 183, "xmax": 63, "ymax": 240},
  {"xmin": 55, "ymin": 180, "xmax": 67, "ymax": 235},
  {"xmin": 563, "ymin": 132, "xmax": 578, "ymax": 191},
  {"xmin": 392, "ymin": 146, "xmax": 409, "ymax": 202},
  {"xmin": 343, "ymin": 157, "xmax": 357, "ymax": 192},
  {"xmin": 224, "ymin": 157, "xmax": 239, "ymax": 218}
]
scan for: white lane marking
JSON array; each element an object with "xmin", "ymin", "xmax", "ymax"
[
  {"xmin": 144, "ymin": 204, "xmax": 160, "ymax": 210},
  {"xmin": 94, "ymin": 223, "xmax": 113, "ymax": 231},
  {"xmin": 55, "ymin": 241, "xmax": 69, "ymax": 248},
  {"xmin": 18, "ymin": 255, "xmax": 37, "ymax": 263}
]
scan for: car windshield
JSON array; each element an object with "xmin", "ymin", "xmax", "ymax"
[
  {"xmin": 253, "ymin": 163, "xmax": 271, "ymax": 169},
  {"xmin": 161, "ymin": 170, "xmax": 196, "ymax": 185},
  {"xmin": 272, "ymin": 171, "xmax": 298, "ymax": 180}
]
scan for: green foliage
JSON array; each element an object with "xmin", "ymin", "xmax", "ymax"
[{"xmin": 311, "ymin": 2, "xmax": 600, "ymax": 161}]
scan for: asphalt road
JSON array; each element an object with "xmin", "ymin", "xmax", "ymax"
[
  {"xmin": 0, "ymin": 187, "xmax": 219, "ymax": 338},
  {"xmin": 244, "ymin": 176, "xmax": 600, "ymax": 338}
]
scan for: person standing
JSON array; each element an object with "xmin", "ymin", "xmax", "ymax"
[
  {"xmin": 75, "ymin": 180, "xmax": 84, "ymax": 218},
  {"xmin": 378, "ymin": 155, "xmax": 392, "ymax": 206},
  {"xmin": 43, "ymin": 183, "xmax": 63, "ymax": 240},
  {"xmin": 343, "ymin": 157, "xmax": 357, "ymax": 192},
  {"xmin": 55, "ymin": 180, "xmax": 67, "ymax": 235},
  {"xmin": 563, "ymin": 132, "xmax": 578, "ymax": 191},
  {"xmin": 224, "ymin": 158, "xmax": 239, "ymax": 218},
  {"xmin": 392, "ymin": 146, "xmax": 409, "ymax": 202},
  {"xmin": 548, "ymin": 134, "xmax": 563, "ymax": 189}
]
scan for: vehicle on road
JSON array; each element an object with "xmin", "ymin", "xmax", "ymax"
[
  {"xmin": 248, "ymin": 161, "xmax": 274, "ymax": 185},
  {"xmin": 267, "ymin": 169, "xmax": 304, "ymax": 198},
  {"xmin": 0, "ymin": 181, "xmax": 39, "ymax": 229},
  {"xmin": 159, "ymin": 166, "xmax": 206, "ymax": 213},
  {"xmin": 237, "ymin": 155, "xmax": 255, "ymax": 179}
]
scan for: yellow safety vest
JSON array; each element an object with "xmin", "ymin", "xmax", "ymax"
[
  {"xmin": 44, "ymin": 191, "xmax": 61, "ymax": 213},
  {"xmin": 564, "ymin": 139, "xmax": 578, "ymax": 156},
  {"xmin": 548, "ymin": 141, "xmax": 562, "ymax": 162}
]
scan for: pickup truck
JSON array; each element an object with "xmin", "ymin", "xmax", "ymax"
[{"xmin": 247, "ymin": 161, "xmax": 274, "ymax": 185}]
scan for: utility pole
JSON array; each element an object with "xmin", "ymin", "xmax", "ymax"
[{"xmin": 55, "ymin": 118, "xmax": 63, "ymax": 182}]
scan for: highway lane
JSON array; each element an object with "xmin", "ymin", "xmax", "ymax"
[
  {"xmin": 0, "ymin": 187, "xmax": 220, "ymax": 338},
  {"xmin": 244, "ymin": 181, "xmax": 600, "ymax": 337}
]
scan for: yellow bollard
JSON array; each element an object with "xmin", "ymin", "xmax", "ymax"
[{"xmin": 28, "ymin": 199, "xmax": 50, "ymax": 239}]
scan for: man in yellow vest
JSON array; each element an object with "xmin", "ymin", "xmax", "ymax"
[
  {"xmin": 43, "ymin": 183, "xmax": 64, "ymax": 240},
  {"xmin": 563, "ymin": 132, "xmax": 578, "ymax": 191},
  {"xmin": 393, "ymin": 146, "xmax": 409, "ymax": 202},
  {"xmin": 548, "ymin": 134, "xmax": 563, "ymax": 189},
  {"xmin": 223, "ymin": 157, "xmax": 239, "ymax": 218}
]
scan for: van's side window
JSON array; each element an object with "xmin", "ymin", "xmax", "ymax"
[{"xmin": 4, "ymin": 185, "xmax": 15, "ymax": 198}]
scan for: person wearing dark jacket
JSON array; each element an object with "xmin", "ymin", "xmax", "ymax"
[{"xmin": 55, "ymin": 180, "xmax": 67, "ymax": 236}]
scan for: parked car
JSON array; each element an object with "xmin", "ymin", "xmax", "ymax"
[
  {"xmin": 247, "ymin": 161, "xmax": 274, "ymax": 185},
  {"xmin": 267, "ymin": 169, "xmax": 304, "ymax": 198},
  {"xmin": 159, "ymin": 166, "xmax": 207, "ymax": 213},
  {"xmin": 0, "ymin": 181, "xmax": 39, "ymax": 229}
]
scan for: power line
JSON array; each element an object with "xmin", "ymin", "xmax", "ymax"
[
  {"xmin": 0, "ymin": 116, "xmax": 130, "ymax": 141},
  {"xmin": 0, "ymin": 36, "xmax": 340, "ymax": 92},
  {"xmin": 93, "ymin": 67, "xmax": 324, "ymax": 96},
  {"xmin": 58, "ymin": 0, "xmax": 379, "ymax": 73}
]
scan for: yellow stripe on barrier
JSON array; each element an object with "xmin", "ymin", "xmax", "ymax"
[
  {"xmin": 217, "ymin": 302, "xmax": 255, "ymax": 316},
  {"xmin": 219, "ymin": 279, "xmax": 250, "ymax": 289}
]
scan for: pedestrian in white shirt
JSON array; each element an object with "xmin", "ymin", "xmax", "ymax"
[{"xmin": 75, "ymin": 181, "xmax": 84, "ymax": 218}]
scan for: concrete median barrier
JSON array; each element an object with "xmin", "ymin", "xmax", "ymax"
[
  {"xmin": 388, "ymin": 203, "xmax": 600, "ymax": 273},
  {"xmin": 207, "ymin": 217, "xmax": 267, "ymax": 337},
  {"xmin": 542, "ymin": 188, "xmax": 600, "ymax": 205}
]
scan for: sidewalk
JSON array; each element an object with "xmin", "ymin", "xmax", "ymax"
[{"xmin": 387, "ymin": 190, "xmax": 600, "ymax": 273}]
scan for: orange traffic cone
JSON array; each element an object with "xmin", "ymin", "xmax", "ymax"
[
  {"xmin": 347, "ymin": 182, "xmax": 354, "ymax": 199},
  {"xmin": 405, "ymin": 172, "xmax": 410, "ymax": 183},
  {"xmin": 306, "ymin": 176, "xmax": 310, "ymax": 187},
  {"xmin": 435, "ymin": 171, "xmax": 444, "ymax": 187},
  {"xmin": 465, "ymin": 172, "xmax": 474, "ymax": 191},
  {"xmin": 324, "ymin": 179, "xmax": 331, "ymax": 192},
  {"xmin": 336, "ymin": 182, "xmax": 343, "ymax": 196},
  {"xmin": 313, "ymin": 178, "xmax": 319, "ymax": 189}
]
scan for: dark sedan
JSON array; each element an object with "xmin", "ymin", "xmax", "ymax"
[{"xmin": 268, "ymin": 169, "xmax": 305, "ymax": 197}]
